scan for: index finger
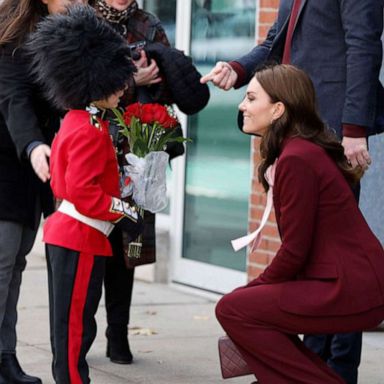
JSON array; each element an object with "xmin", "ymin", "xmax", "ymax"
[
  {"xmin": 200, "ymin": 63, "xmax": 226, "ymax": 84},
  {"xmin": 200, "ymin": 72, "xmax": 215, "ymax": 84}
]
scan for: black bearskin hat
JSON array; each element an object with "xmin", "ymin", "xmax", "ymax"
[{"xmin": 27, "ymin": 5, "xmax": 135, "ymax": 109}]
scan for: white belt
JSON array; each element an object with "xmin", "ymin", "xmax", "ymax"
[{"xmin": 58, "ymin": 200, "xmax": 114, "ymax": 236}]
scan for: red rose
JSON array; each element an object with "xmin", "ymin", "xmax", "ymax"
[
  {"xmin": 151, "ymin": 104, "xmax": 169, "ymax": 125},
  {"xmin": 124, "ymin": 102, "xmax": 142, "ymax": 126},
  {"xmin": 116, "ymin": 102, "xmax": 185, "ymax": 157},
  {"xmin": 141, "ymin": 104, "xmax": 178, "ymax": 128},
  {"xmin": 162, "ymin": 113, "xmax": 178, "ymax": 128},
  {"xmin": 140, "ymin": 103, "xmax": 156, "ymax": 124}
]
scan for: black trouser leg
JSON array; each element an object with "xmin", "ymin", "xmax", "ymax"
[
  {"xmin": 303, "ymin": 333, "xmax": 362, "ymax": 384},
  {"xmin": 45, "ymin": 248, "xmax": 56, "ymax": 380},
  {"xmin": 328, "ymin": 332, "xmax": 362, "ymax": 384},
  {"xmin": 104, "ymin": 229, "xmax": 134, "ymax": 363},
  {"xmin": 105, "ymin": 228, "xmax": 134, "ymax": 327}
]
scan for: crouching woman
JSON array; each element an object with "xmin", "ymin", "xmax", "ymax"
[{"xmin": 216, "ymin": 64, "xmax": 384, "ymax": 384}]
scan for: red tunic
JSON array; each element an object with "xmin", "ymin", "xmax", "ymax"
[{"xmin": 44, "ymin": 110, "xmax": 125, "ymax": 256}]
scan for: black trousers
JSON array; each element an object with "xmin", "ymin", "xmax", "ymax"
[
  {"xmin": 303, "ymin": 333, "xmax": 362, "ymax": 384},
  {"xmin": 46, "ymin": 245, "xmax": 105, "ymax": 384},
  {"xmin": 104, "ymin": 228, "xmax": 134, "ymax": 327}
]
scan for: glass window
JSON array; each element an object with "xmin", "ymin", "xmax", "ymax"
[
  {"xmin": 143, "ymin": 0, "xmax": 177, "ymax": 46},
  {"xmin": 191, "ymin": 0, "xmax": 256, "ymax": 63}
]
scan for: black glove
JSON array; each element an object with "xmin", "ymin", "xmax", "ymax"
[
  {"xmin": 115, "ymin": 214, "xmax": 144, "ymax": 243},
  {"xmin": 111, "ymin": 198, "xmax": 144, "ymax": 242}
]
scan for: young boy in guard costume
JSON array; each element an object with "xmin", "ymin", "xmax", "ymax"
[{"xmin": 27, "ymin": 5, "xmax": 143, "ymax": 383}]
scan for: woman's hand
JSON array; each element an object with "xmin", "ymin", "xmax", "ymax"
[{"xmin": 133, "ymin": 50, "xmax": 161, "ymax": 86}]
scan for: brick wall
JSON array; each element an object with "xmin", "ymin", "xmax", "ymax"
[{"xmin": 247, "ymin": 0, "xmax": 280, "ymax": 281}]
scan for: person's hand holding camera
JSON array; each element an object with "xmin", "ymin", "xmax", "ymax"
[{"xmin": 133, "ymin": 50, "xmax": 161, "ymax": 86}]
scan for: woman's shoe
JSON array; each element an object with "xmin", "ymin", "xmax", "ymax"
[{"xmin": 106, "ymin": 325, "xmax": 133, "ymax": 364}]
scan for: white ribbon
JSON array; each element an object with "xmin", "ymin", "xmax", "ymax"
[{"xmin": 231, "ymin": 160, "xmax": 277, "ymax": 252}]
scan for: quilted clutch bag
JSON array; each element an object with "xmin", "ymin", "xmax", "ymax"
[{"xmin": 218, "ymin": 335, "xmax": 253, "ymax": 379}]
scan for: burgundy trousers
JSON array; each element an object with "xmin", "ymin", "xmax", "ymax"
[{"xmin": 216, "ymin": 282, "xmax": 384, "ymax": 384}]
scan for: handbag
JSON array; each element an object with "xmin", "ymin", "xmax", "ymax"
[
  {"xmin": 123, "ymin": 210, "xmax": 156, "ymax": 269},
  {"xmin": 218, "ymin": 335, "xmax": 253, "ymax": 379}
]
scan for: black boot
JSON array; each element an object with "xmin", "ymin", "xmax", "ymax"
[
  {"xmin": 0, "ymin": 353, "xmax": 42, "ymax": 384},
  {"xmin": 106, "ymin": 325, "xmax": 133, "ymax": 364}
]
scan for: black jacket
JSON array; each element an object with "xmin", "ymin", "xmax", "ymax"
[
  {"xmin": 145, "ymin": 42, "xmax": 210, "ymax": 116},
  {"xmin": 0, "ymin": 44, "xmax": 60, "ymax": 229}
]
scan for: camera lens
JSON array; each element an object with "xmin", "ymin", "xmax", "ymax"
[{"xmin": 131, "ymin": 50, "xmax": 141, "ymax": 61}]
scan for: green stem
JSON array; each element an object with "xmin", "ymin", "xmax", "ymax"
[{"xmin": 147, "ymin": 122, "xmax": 158, "ymax": 151}]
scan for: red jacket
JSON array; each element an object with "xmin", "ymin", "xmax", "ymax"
[
  {"xmin": 44, "ymin": 110, "xmax": 125, "ymax": 256},
  {"xmin": 253, "ymin": 137, "xmax": 384, "ymax": 316}
]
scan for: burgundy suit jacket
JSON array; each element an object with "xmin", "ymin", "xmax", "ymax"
[{"xmin": 253, "ymin": 137, "xmax": 384, "ymax": 316}]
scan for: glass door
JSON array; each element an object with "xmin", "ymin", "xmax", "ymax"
[{"xmin": 172, "ymin": 0, "xmax": 257, "ymax": 293}]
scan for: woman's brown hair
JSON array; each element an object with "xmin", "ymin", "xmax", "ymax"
[
  {"xmin": 0, "ymin": 0, "xmax": 48, "ymax": 47},
  {"xmin": 255, "ymin": 64, "xmax": 363, "ymax": 191}
]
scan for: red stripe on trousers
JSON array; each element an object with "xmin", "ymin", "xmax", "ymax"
[{"xmin": 68, "ymin": 252, "xmax": 94, "ymax": 384}]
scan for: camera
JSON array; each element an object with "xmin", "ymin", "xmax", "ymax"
[{"xmin": 128, "ymin": 40, "xmax": 146, "ymax": 61}]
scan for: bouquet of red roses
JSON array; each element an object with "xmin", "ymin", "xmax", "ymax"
[
  {"xmin": 113, "ymin": 102, "xmax": 188, "ymax": 158},
  {"xmin": 113, "ymin": 103, "xmax": 189, "ymax": 213}
]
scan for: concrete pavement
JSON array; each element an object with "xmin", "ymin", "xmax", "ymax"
[{"xmin": 16, "ymin": 232, "xmax": 384, "ymax": 384}]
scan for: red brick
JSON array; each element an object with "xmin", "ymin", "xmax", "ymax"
[
  {"xmin": 250, "ymin": 206, "xmax": 266, "ymax": 220},
  {"xmin": 258, "ymin": 25, "xmax": 272, "ymax": 40},
  {"xmin": 251, "ymin": 178, "xmax": 264, "ymax": 192},
  {"xmin": 268, "ymin": 209, "xmax": 276, "ymax": 222},
  {"xmin": 260, "ymin": 0, "xmax": 280, "ymax": 8},
  {"xmin": 259, "ymin": 238, "xmax": 281, "ymax": 253},
  {"xmin": 260, "ymin": 222, "xmax": 279, "ymax": 238},
  {"xmin": 249, "ymin": 251, "xmax": 269, "ymax": 265},
  {"xmin": 250, "ymin": 192, "xmax": 266, "ymax": 206},
  {"xmin": 247, "ymin": 265, "xmax": 265, "ymax": 281},
  {"xmin": 259, "ymin": 10, "xmax": 277, "ymax": 24},
  {"xmin": 248, "ymin": 220, "xmax": 260, "ymax": 232}
]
